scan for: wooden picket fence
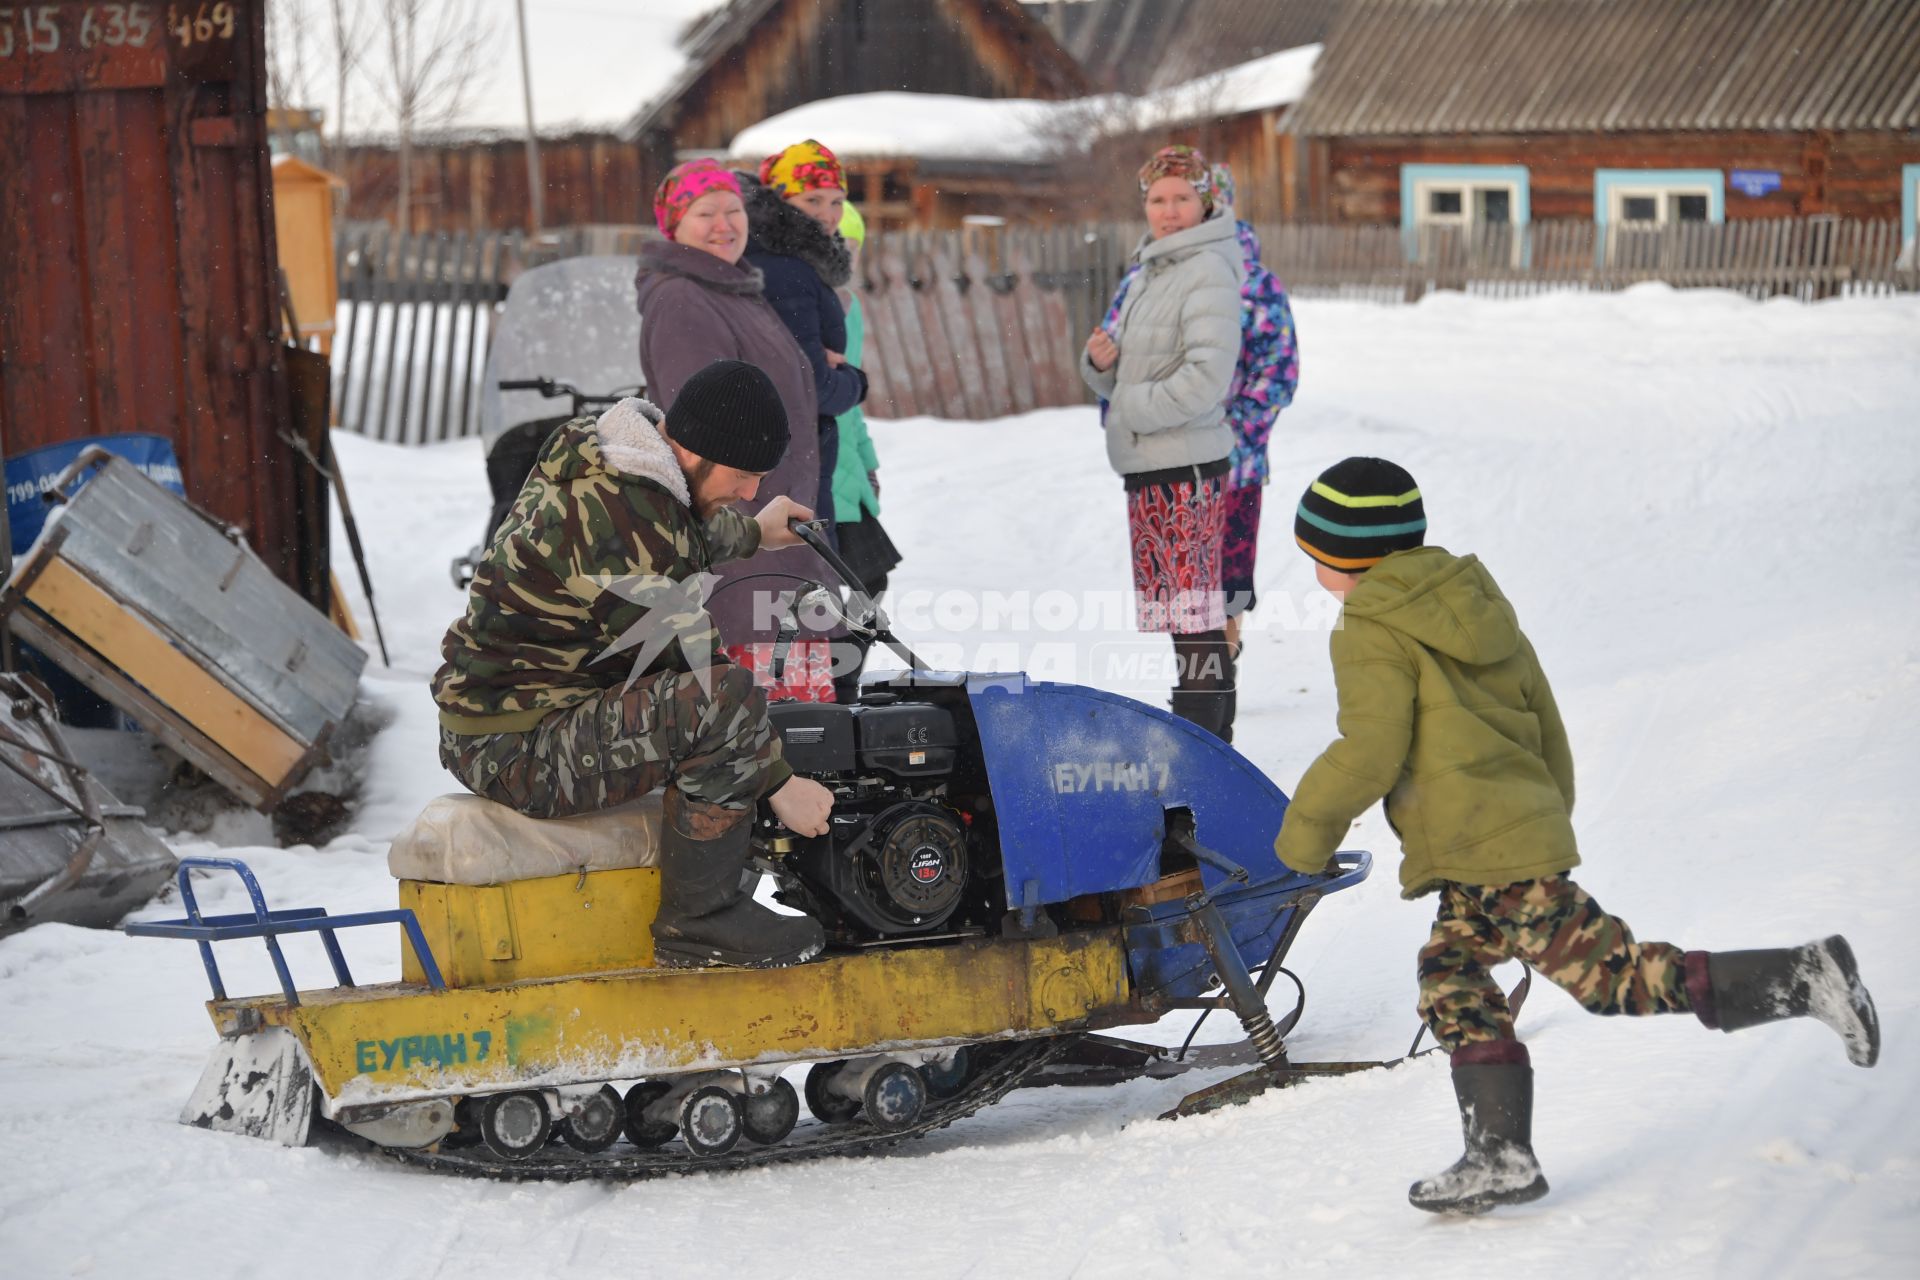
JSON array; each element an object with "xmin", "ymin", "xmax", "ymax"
[
  {"xmin": 332, "ymin": 217, "xmax": 1917, "ymax": 436},
  {"xmin": 332, "ymin": 225, "xmax": 526, "ymax": 444}
]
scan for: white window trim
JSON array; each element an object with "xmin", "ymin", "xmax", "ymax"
[
  {"xmin": 1605, "ymin": 184, "xmax": 1715, "ymax": 227},
  {"xmin": 1410, "ymin": 178, "xmax": 1523, "ymax": 231}
]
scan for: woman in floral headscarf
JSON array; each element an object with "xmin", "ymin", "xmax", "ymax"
[
  {"xmin": 1080, "ymin": 144, "xmax": 1246, "ymax": 741},
  {"xmin": 742, "ymin": 141, "xmax": 869, "ymax": 555}
]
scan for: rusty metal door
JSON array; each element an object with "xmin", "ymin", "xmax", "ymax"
[{"xmin": 0, "ymin": 1, "xmax": 319, "ymax": 596}]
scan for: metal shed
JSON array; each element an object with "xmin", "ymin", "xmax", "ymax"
[{"xmin": 0, "ymin": 0, "xmax": 326, "ymax": 601}]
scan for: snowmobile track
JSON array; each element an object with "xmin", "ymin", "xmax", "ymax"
[{"xmin": 357, "ymin": 1035, "xmax": 1075, "ymax": 1182}]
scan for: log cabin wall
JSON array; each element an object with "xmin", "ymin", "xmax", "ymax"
[
  {"xmin": 1319, "ymin": 130, "xmax": 1920, "ymax": 225},
  {"xmin": 341, "ymin": 134, "xmax": 644, "ymax": 234}
]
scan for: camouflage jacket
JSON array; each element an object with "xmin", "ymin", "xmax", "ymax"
[{"xmin": 433, "ymin": 399, "xmax": 762, "ymax": 735}]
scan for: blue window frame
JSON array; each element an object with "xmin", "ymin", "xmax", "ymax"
[
  {"xmin": 1400, "ymin": 164, "xmax": 1531, "ymax": 238},
  {"xmin": 1594, "ymin": 169, "xmax": 1725, "ymax": 226}
]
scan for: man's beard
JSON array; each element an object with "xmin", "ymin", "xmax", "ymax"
[{"xmin": 685, "ymin": 459, "xmax": 723, "ymax": 519}]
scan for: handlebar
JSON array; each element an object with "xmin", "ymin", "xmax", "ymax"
[{"xmin": 496, "ymin": 378, "xmax": 645, "ymax": 418}]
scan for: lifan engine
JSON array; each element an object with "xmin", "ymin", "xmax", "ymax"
[{"xmin": 765, "ymin": 698, "xmax": 972, "ymax": 940}]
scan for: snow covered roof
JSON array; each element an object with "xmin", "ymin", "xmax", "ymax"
[
  {"xmin": 727, "ymin": 43, "xmax": 1321, "ymax": 164},
  {"xmin": 731, "ymin": 93, "xmax": 1065, "ymax": 165},
  {"xmin": 1140, "ymin": 42, "xmax": 1321, "ymax": 127}
]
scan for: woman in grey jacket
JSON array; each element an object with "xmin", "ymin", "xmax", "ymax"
[{"xmin": 1081, "ymin": 145, "xmax": 1246, "ymax": 740}]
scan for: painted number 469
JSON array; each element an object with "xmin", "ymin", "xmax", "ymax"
[{"xmin": 167, "ymin": 1, "xmax": 233, "ymax": 47}]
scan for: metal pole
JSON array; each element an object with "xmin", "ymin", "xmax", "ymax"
[{"xmin": 514, "ymin": 0, "xmax": 544, "ymax": 234}]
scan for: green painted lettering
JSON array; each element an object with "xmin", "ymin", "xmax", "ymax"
[
  {"xmin": 381, "ymin": 1038, "xmax": 402, "ymax": 1069},
  {"xmin": 441, "ymin": 1033, "xmax": 466, "ymax": 1064},
  {"xmin": 355, "ymin": 1041, "xmax": 377, "ymax": 1072},
  {"xmin": 473, "ymin": 1030, "xmax": 492, "ymax": 1061}
]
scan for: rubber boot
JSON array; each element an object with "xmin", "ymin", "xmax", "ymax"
[
  {"xmin": 650, "ymin": 790, "xmax": 826, "ymax": 969},
  {"xmin": 1690, "ymin": 936, "xmax": 1879, "ymax": 1067},
  {"xmin": 1409, "ymin": 1041, "xmax": 1549, "ymax": 1215},
  {"xmin": 1170, "ymin": 689, "xmax": 1233, "ymax": 739}
]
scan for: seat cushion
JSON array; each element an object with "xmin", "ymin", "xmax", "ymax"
[{"xmin": 387, "ymin": 792, "xmax": 663, "ymax": 885}]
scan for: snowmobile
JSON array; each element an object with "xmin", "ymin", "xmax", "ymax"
[{"xmin": 130, "ymin": 525, "xmax": 1379, "ymax": 1180}]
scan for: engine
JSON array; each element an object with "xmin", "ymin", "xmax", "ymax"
[{"xmin": 764, "ymin": 697, "xmax": 977, "ymax": 942}]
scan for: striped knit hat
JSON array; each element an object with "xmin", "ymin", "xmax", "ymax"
[{"xmin": 1294, "ymin": 457, "xmax": 1427, "ymax": 572}]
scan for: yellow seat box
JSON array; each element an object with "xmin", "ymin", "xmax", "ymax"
[
  {"xmin": 400, "ymin": 867, "xmax": 660, "ymax": 987},
  {"xmin": 389, "ymin": 792, "xmax": 665, "ymax": 988}
]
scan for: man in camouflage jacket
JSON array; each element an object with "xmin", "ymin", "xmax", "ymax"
[{"xmin": 432, "ymin": 359, "xmax": 833, "ymax": 967}]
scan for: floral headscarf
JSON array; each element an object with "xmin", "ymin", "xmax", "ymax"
[
  {"xmin": 654, "ymin": 158, "xmax": 743, "ymax": 238},
  {"xmin": 759, "ymin": 139, "xmax": 846, "ymax": 197},
  {"xmin": 1210, "ymin": 162, "xmax": 1237, "ymax": 213},
  {"xmin": 1137, "ymin": 144, "xmax": 1216, "ymax": 215}
]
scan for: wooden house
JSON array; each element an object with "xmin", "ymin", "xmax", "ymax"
[
  {"xmin": 339, "ymin": 130, "xmax": 644, "ymax": 235},
  {"xmin": 1284, "ymin": 0, "xmax": 1920, "ymax": 242},
  {"xmin": 635, "ymin": 0, "xmax": 1091, "ymax": 194}
]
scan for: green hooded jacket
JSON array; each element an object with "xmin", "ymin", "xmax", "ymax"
[
  {"xmin": 831, "ymin": 293, "xmax": 881, "ymax": 522},
  {"xmin": 433, "ymin": 399, "xmax": 765, "ymax": 738},
  {"xmin": 1274, "ymin": 546, "xmax": 1579, "ymax": 898}
]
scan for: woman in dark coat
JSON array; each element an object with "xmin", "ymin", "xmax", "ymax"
[
  {"xmin": 634, "ymin": 158, "xmax": 840, "ymax": 702},
  {"xmin": 741, "ymin": 140, "xmax": 868, "ymax": 553}
]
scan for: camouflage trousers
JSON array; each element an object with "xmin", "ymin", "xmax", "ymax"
[
  {"xmin": 439, "ymin": 665, "xmax": 783, "ymax": 819},
  {"xmin": 1418, "ymin": 875, "xmax": 1693, "ymax": 1052}
]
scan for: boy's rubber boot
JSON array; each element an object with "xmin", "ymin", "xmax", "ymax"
[
  {"xmin": 1691, "ymin": 936, "xmax": 1879, "ymax": 1067},
  {"xmin": 650, "ymin": 789, "xmax": 826, "ymax": 969},
  {"xmin": 1409, "ymin": 1042, "xmax": 1549, "ymax": 1215}
]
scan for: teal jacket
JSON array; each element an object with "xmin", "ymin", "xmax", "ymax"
[{"xmin": 832, "ymin": 294, "xmax": 881, "ymax": 522}]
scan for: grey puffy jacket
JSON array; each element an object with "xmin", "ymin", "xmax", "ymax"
[{"xmin": 1080, "ymin": 211, "xmax": 1247, "ymax": 477}]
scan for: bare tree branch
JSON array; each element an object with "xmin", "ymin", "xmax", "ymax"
[
  {"xmin": 325, "ymin": 0, "xmax": 375, "ymax": 176},
  {"xmin": 370, "ymin": 0, "xmax": 495, "ymax": 229}
]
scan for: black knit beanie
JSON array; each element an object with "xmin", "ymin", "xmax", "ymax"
[
  {"xmin": 1294, "ymin": 457, "xmax": 1427, "ymax": 572},
  {"xmin": 664, "ymin": 359, "xmax": 789, "ymax": 472}
]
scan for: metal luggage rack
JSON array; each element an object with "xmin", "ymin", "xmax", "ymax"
[{"xmin": 126, "ymin": 856, "xmax": 444, "ymax": 1004}]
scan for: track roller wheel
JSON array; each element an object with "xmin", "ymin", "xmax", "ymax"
[
  {"xmin": 804, "ymin": 1061, "xmax": 862, "ymax": 1124},
  {"xmin": 741, "ymin": 1077, "xmax": 800, "ymax": 1145},
  {"xmin": 678, "ymin": 1085, "xmax": 744, "ymax": 1156},
  {"xmin": 921, "ymin": 1048, "xmax": 974, "ymax": 1100},
  {"xmin": 478, "ymin": 1090, "xmax": 552, "ymax": 1160},
  {"xmin": 559, "ymin": 1085, "xmax": 623, "ymax": 1154},
  {"xmin": 862, "ymin": 1062, "xmax": 928, "ymax": 1133},
  {"xmin": 622, "ymin": 1081, "xmax": 676, "ymax": 1148}
]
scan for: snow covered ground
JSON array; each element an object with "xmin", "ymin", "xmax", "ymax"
[{"xmin": 4, "ymin": 287, "xmax": 1918, "ymax": 1278}]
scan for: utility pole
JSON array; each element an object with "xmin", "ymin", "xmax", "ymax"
[{"xmin": 515, "ymin": 0, "xmax": 544, "ymax": 233}]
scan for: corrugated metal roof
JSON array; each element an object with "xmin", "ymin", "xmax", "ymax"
[
  {"xmin": 1288, "ymin": 0, "xmax": 1920, "ymax": 136},
  {"xmin": 1025, "ymin": 0, "xmax": 1340, "ymax": 93}
]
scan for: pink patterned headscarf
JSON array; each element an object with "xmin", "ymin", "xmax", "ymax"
[{"xmin": 654, "ymin": 159, "xmax": 743, "ymax": 238}]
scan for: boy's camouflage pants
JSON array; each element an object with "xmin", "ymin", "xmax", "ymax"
[
  {"xmin": 439, "ymin": 665, "xmax": 784, "ymax": 819},
  {"xmin": 1418, "ymin": 875, "xmax": 1693, "ymax": 1052}
]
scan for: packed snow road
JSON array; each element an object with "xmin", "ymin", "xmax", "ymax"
[{"xmin": 2, "ymin": 286, "xmax": 1916, "ymax": 1278}]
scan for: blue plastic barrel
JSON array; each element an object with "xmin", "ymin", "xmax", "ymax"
[{"xmin": 5, "ymin": 433, "xmax": 187, "ymax": 557}]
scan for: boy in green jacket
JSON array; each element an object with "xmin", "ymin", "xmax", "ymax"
[{"xmin": 1274, "ymin": 456, "xmax": 1880, "ymax": 1216}]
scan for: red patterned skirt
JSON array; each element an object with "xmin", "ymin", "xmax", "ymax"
[
  {"xmin": 1126, "ymin": 470, "xmax": 1228, "ymax": 634},
  {"xmin": 724, "ymin": 641, "xmax": 836, "ymax": 703}
]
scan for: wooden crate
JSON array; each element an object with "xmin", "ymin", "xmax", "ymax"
[{"xmin": 0, "ymin": 453, "xmax": 367, "ymax": 810}]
